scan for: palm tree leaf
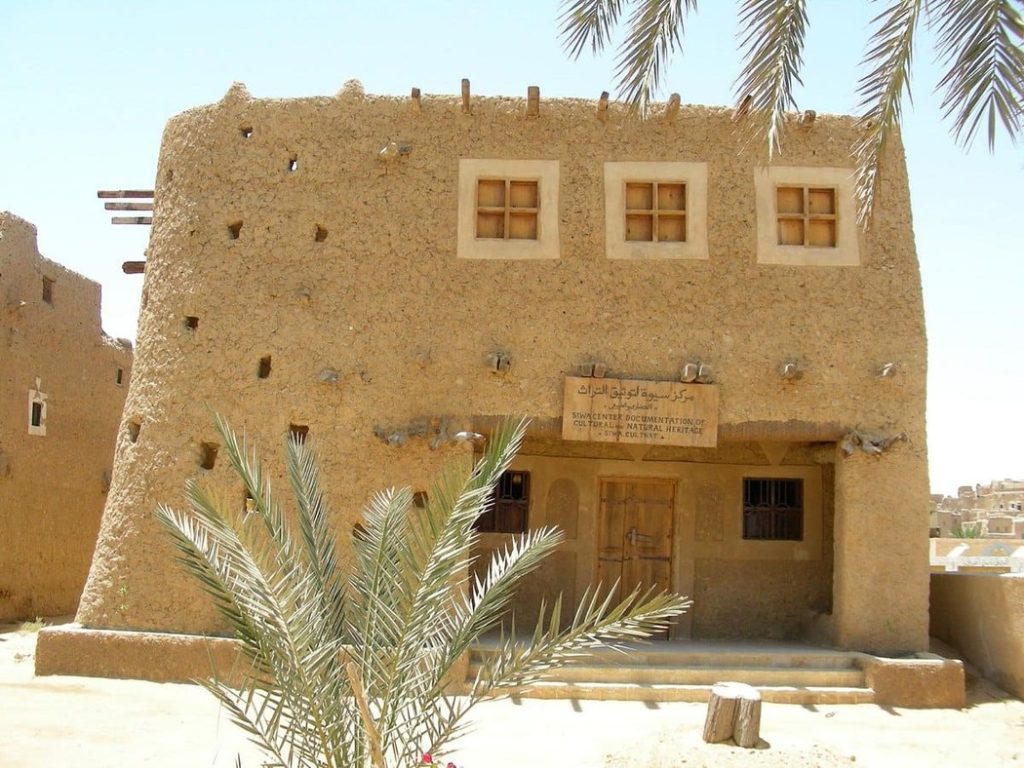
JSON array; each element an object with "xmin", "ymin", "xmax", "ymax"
[
  {"xmin": 931, "ymin": 0, "xmax": 1024, "ymax": 150},
  {"xmin": 558, "ymin": 0, "xmax": 626, "ymax": 59},
  {"xmin": 853, "ymin": 0, "xmax": 923, "ymax": 224},
  {"xmin": 734, "ymin": 0, "xmax": 809, "ymax": 156},
  {"xmin": 614, "ymin": 0, "xmax": 698, "ymax": 116}
]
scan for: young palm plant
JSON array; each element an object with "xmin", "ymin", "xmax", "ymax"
[{"xmin": 157, "ymin": 416, "xmax": 690, "ymax": 768}]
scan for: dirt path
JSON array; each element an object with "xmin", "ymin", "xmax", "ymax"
[{"xmin": 2, "ymin": 625, "xmax": 1022, "ymax": 767}]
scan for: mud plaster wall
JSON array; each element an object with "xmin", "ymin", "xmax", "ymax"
[
  {"xmin": 77, "ymin": 85, "xmax": 927, "ymax": 652},
  {"xmin": 0, "ymin": 212, "xmax": 132, "ymax": 620}
]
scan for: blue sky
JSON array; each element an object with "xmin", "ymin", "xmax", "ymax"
[{"xmin": 2, "ymin": 0, "xmax": 1021, "ymax": 494}]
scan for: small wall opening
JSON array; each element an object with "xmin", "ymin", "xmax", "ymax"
[
  {"xmin": 127, "ymin": 419, "xmax": 141, "ymax": 444},
  {"xmin": 244, "ymin": 491, "xmax": 257, "ymax": 515},
  {"xmin": 288, "ymin": 156, "xmax": 299, "ymax": 172},
  {"xmin": 240, "ymin": 126, "xmax": 253, "ymax": 139},
  {"xmin": 30, "ymin": 401, "xmax": 43, "ymax": 427},
  {"xmin": 413, "ymin": 491, "xmax": 429, "ymax": 509},
  {"xmin": 289, "ymin": 424, "xmax": 309, "ymax": 444},
  {"xmin": 185, "ymin": 315, "xmax": 199, "ymax": 331},
  {"xmin": 315, "ymin": 225, "xmax": 328, "ymax": 242},
  {"xmin": 115, "ymin": 367, "xmax": 124, "ymax": 386},
  {"xmin": 258, "ymin": 356, "xmax": 272, "ymax": 379},
  {"xmin": 42, "ymin": 277, "xmax": 54, "ymax": 304},
  {"xmin": 199, "ymin": 442, "xmax": 219, "ymax": 470},
  {"xmin": 227, "ymin": 221, "xmax": 243, "ymax": 240}
]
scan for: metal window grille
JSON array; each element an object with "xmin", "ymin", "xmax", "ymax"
[{"xmin": 743, "ymin": 478, "xmax": 803, "ymax": 541}]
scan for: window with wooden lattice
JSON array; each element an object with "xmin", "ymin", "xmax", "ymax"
[
  {"xmin": 625, "ymin": 182, "xmax": 686, "ymax": 242},
  {"xmin": 475, "ymin": 470, "xmax": 530, "ymax": 533},
  {"xmin": 742, "ymin": 478, "xmax": 803, "ymax": 541},
  {"xmin": 776, "ymin": 186, "xmax": 837, "ymax": 247},
  {"xmin": 476, "ymin": 179, "xmax": 539, "ymax": 240}
]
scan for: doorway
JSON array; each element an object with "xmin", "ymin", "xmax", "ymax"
[{"xmin": 596, "ymin": 478, "xmax": 675, "ymax": 626}]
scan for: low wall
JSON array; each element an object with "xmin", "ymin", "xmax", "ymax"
[{"xmin": 930, "ymin": 572, "xmax": 1024, "ymax": 699}]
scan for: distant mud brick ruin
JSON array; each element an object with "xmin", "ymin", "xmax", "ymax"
[
  {"xmin": 36, "ymin": 81, "xmax": 929, "ymax": 684},
  {"xmin": 0, "ymin": 212, "xmax": 133, "ymax": 620}
]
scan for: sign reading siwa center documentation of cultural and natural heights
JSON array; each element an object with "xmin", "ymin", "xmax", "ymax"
[{"xmin": 562, "ymin": 376, "xmax": 720, "ymax": 448}]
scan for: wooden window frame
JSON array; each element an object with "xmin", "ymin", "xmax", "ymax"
[
  {"xmin": 475, "ymin": 178, "xmax": 540, "ymax": 241},
  {"xmin": 457, "ymin": 159, "xmax": 559, "ymax": 260},
  {"xmin": 754, "ymin": 166, "xmax": 859, "ymax": 266},
  {"xmin": 624, "ymin": 181, "xmax": 687, "ymax": 243},
  {"xmin": 775, "ymin": 186, "xmax": 837, "ymax": 248},
  {"xmin": 604, "ymin": 161, "xmax": 708, "ymax": 260}
]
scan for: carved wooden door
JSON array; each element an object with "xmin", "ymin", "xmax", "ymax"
[{"xmin": 597, "ymin": 479, "xmax": 675, "ymax": 612}]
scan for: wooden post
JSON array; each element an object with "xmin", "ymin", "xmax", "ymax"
[
  {"xmin": 411, "ymin": 87, "xmax": 421, "ymax": 110},
  {"xmin": 597, "ymin": 91, "xmax": 609, "ymax": 122},
  {"xmin": 461, "ymin": 78, "xmax": 471, "ymax": 113},
  {"xmin": 702, "ymin": 682, "xmax": 762, "ymax": 748},
  {"xmin": 527, "ymin": 86, "xmax": 539, "ymax": 117}
]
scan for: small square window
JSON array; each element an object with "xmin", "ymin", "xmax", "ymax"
[
  {"xmin": 775, "ymin": 186, "xmax": 836, "ymax": 247},
  {"xmin": 755, "ymin": 167, "xmax": 859, "ymax": 266},
  {"xmin": 458, "ymin": 159, "xmax": 560, "ymax": 260},
  {"xmin": 605, "ymin": 162, "xmax": 708, "ymax": 260},
  {"xmin": 475, "ymin": 470, "xmax": 529, "ymax": 533},
  {"xmin": 742, "ymin": 478, "xmax": 803, "ymax": 541},
  {"xmin": 476, "ymin": 179, "xmax": 539, "ymax": 241}
]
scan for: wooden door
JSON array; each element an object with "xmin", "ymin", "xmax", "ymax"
[{"xmin": 597, "ymin": 479, "xmax": 675, "ymax": 606}]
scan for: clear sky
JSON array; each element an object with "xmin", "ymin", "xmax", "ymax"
[{"xmin": 2, "ymin": 1, "xmax": 1021, "ymax": 494}]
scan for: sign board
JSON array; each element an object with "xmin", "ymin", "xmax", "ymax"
[{"xmin": 562, "ymin": 376, "xmax": 719, "ymax": 448}]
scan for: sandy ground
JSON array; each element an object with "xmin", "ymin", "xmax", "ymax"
[{"xmin": 2, "ymin": 623, "xmax": 1022, "ymax": 768}]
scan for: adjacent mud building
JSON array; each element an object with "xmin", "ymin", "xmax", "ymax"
[
  {"xmin": 40, "ymin": 82, "xmax": 930, "ymax": 676},
  {"xmin": 0, "ymin": 212, "xmax": 132, "ymax": 620}
]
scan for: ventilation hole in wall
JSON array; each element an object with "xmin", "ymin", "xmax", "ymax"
[
  {"xmin": 289, "ymin": 423, "xmax": 309, "ymax": 444},
  {"xmin": 164, "ymin": 168, "xmax": 174, "ymax": 183},
  {"xmin": 227, "ymin": 221, "xmax": 243, "ymax": 240},
  {"xmin": 413, "ymin": 491, "xmax": 429, "ymax": 509},
  {"xmin": 244, "ymin": 490, "xmax": 257, "ymax": 515},
  {"xmin": 241, "ymin": 126, "xmax": 253, "ymax": 139},
  {"xmin": 42, "ymin": 277, "xmax": 54, "ymax": 304},
  {"xmin": 199, "ymin": 442, "xmax": 219, "ymax": 470},
  {"xmin": 258, "ymin": 356, "xmax": 272, "ymax": 379},
  {"xmin": 127, "ymin": 419, "xmax": 141, "ymax": 443},
  {"xmin": 185, "ymin": 315, "xmax": 199, "ymax": 331},
  {"xmin": 314, "ymin": 225, "xmax": 328, "ymax": 242},
  {"xmin": 288, "ymin": 156, "xmax": 299, "ymax": 172},
  {"xmin": 352, "ymin": 522, "xmax": 368, "ymax": 542},
  {"xmin": 115, "ymin": 367, "xmax": 124, "ymax": 386}
]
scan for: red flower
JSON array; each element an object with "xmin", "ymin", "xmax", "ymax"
[
  {"xmin": 422, "ymin": 754, "xmax": 432, "ymax": 764},
  {"xmin": 447, "ymin": 763, "xmax": 457, "ymax": 768}
]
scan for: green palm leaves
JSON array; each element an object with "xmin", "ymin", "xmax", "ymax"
[
  {"xmin": 558, "ymin": 0, "xmax": 1024, "ymax": 223},
  {"xmin": 157, "ymin": 417, "xmax": 689, "ymax": 768}
]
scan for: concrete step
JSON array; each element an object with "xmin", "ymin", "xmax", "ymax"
[
  {"xmin": 466, "ymin": 660, "xmax": 866, "ymax": 688},
  {"xmin": 509, "ymin": 681, "xmax": 876, "ymax": 705}
]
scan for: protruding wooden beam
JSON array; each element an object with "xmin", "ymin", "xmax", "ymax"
[
  {"xmin": 97, "ymin": 190, "xmax": 153, "ymax": 198},
  {"xmin": 527, "ymin": 85, "xmax": 540, "ymax": 117},
  {"xmin": 122, "ymin": 261, "xmax": 146, "ymax": 274},
  {"xmin": 597, "ymin": 91, "xmax": 609, "ymax": 122},
  {"xmin": 104, "ymin": 202, "xmax": 154, "ymax": 211},
  {"xmin": 112, "ymin": 216, "xmax": 153, "ymax": 225},
  {"xmin": 410, "ymin": 87, "xmax": 421, "ymax": 110},
  {"xmin": 665, "ymin": 93, "xmax": 680, "ymax": 121},
  {"xmin": 733, "ymin": 94, "xmax": 753, "ymax": 121},
  {"xmin": 461, "ymin": 78, "xmax": 471, "ymax": 113}
]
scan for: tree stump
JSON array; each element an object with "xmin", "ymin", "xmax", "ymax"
[{"xmin": 702, "ymin": 681, "xmax": 762, "ymax": 748}]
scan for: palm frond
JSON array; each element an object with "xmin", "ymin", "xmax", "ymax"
[
  {"xmin": 159, "ymin": 415, "xmax": 690, "ymax": 768},
  {"xmin": 853, "ymin": 0, "xmax": 923, "ymax": 224},
  {"xmin": 931, "ymin": 0, "xmax": 1024, "ymax": 150},
  {"xmin": 734, "ymin": 0, "xmax": 809, "ymax": 156},
  {"xmin": 558, "ymin": 0, "xmax": 626, "ymax": 58},
  {"xmin": 614, "ymin": 0, "xmax": 698, "ymax": 116}
]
